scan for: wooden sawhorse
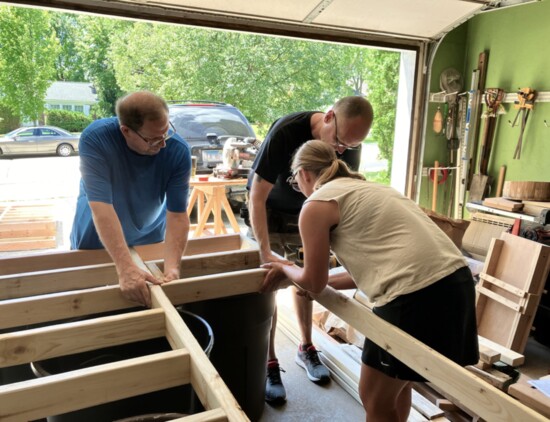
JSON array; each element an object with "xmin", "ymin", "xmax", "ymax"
[{"xmin": 187, "ymin": 177, "xmax": 247, "ymax": 237}]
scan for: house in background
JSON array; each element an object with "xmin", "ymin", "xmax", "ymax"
[{"xmin": 45, "ymin": 81, "xmax": 98, "ymax": 116}]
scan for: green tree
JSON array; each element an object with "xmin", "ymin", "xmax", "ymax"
[
  {"xmin": 75, "ymin": 15, "xmax": 130, "ymax": 117},
  {"xmin": 51, "ymin": 12, "xmax": 86, "ymax": 82},
  {"xmin": 0, "ymin": 6, "xmax": 60, "ymax": 122},
  {"xmin": 364, "ymin": 49, "xmax": 400, "ymax": 170},
  {"xmin": 109, "ymin": 23, "xmax": 349, "ymax": 124},
  {"xmin": 339, "ymin": 46, "xmax": 400, "ymax": 183}
]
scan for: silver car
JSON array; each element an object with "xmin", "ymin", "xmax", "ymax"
[{"xmin": 0, "ymin": 126, "xmax": 79, "ymax": 157}]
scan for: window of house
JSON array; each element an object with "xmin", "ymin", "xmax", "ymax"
[
  {"xmin": 50, "ymin": 104, "xmax": 60, "ymax": 110},
  {"xmin": 62, "ymin": 105, "xmax": 72, "ymax": 111},
  {"xmin": 74, "ymin": 105, "xmax": 84, "ymax": 113}
]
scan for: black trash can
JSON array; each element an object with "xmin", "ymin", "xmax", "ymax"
[
  {"xmin": 31, "ymin": 309, "xmax": 213, "ymax": 422},
  {"xmin": 183, "ymin": 292, "xmax": 275, "ymax": 421}
]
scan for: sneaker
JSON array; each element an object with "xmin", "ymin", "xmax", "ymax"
[
  {"xmin": 295, "ymin": 344, "xmax": 331, "ymax": 383},
  {"xmin": 265, "ymin": 360, "xmax": 286, "ymax": 405}
]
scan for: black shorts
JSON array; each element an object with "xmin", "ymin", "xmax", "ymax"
[{"xmin": 361, "ymin": 266, "xmax": 479, "ymax": 381}]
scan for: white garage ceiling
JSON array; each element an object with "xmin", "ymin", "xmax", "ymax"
[
  {"xmin": 139, "ymin": 0, "xmax": 489, "ymax": 40},
  {"xmin": 4, "ymin": 0, "xmax": 496, "ymax": 46}
]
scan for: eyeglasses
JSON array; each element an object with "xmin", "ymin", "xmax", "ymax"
[
  {"xmin": 133, "ymin": 121, "xmax": 176, "ymax": 147},
  {"xmin": 289, "ymin": 169, "xmax": 301, "ymax": 192},
  {"xmin": 331, "ymin": 113, "xmax": 360, "ymax": 151}
]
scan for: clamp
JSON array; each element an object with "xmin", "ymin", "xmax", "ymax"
[{"xmin": 510, "ymin": 88, "xmax": 537, "ymax": 160}]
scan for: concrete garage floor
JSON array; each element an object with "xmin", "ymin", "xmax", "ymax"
[{"xmin": 259, "ymin": 327, "xmax": 365, "ymax": 422}]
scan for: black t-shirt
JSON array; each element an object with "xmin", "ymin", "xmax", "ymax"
[{"xmin": 248, "ymin": 111, "xmax": 361, "ymax": 214}]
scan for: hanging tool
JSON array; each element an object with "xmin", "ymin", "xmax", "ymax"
[
  {"xmin": 455, "ymin": 51, "xmax": 488, "ymax": 218},
  {"xmin": 432, "ymin": 161, "xmax": 440, "ymax": 212},
  {"xmin": 433, "ymin": 106, "xmax": 443, "ymax": 134},
  {"xmin": 446, "ymin": 94, "xmax": 467, "ymax": 217},
  {"xmin": 480, "ymin": 88, "xmax": 505, "ymax": 173},
  {"xmin": 510, "ymin": 87, "xmax": 537, "ymax": 159},
  {"xmin": 440, "ymin": 68, "xmax": 463, "ymax": 165},
  {"xmin": 469, "ymin": 88, "xmax": 505, "ymax": 202},
  {"xmin": 445, "ymin": 96, "xmax": 460, "ymax": 165},
  {"xmin": 496, "ymin": 165, "xmax": 506, "ymax": 197}
]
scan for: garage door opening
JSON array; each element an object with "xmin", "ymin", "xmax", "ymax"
[{"xmin": 0, "ymin": 5, "xmax": 415, "ymax": 253}]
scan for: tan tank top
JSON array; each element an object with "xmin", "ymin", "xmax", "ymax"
[{"xmin": 306, "ymin": 178, "xmax": 466, "ymax": 306}]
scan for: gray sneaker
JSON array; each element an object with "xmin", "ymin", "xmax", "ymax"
[
  {"xmin": 295, "ymin": 345, "xmax": 331, "ymax": 383},
  {"xmin": 265, "ymin": 362, "xmax": 286, "ymax": 405}
]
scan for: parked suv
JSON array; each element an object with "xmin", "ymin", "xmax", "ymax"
[{"xmin": 168, "ymin": 101, "xmax": 256, "ymax": 174}]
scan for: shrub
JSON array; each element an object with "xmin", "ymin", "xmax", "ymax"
[
  {"xmin": 0, "ymin": 104, "xmax": 20, "ymax": 134},
  {"xmin": 45, "ymin": 109, "xmax": 93, "ymax": 132}
]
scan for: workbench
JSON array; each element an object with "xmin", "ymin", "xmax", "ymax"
[{"xmin": 187, "ymin": 177, "xmax": 247, "ymax": 237}]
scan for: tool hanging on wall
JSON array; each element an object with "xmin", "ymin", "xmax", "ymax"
[
  {"xmin": 510, "ymin": 87, "xmax": 537, "ymax": 159},
  {"xmin": 455, "ymin": 51, "xmax": 488, "ymax": 218},
  {"xmin": 496, "ymin": 165, "xmax": 506, "ymax": 197},
  {"xmin": 432, "ymin": 161, "xmax": 440, "ymax": 212},
  {"xmin": 469, "ymin": 88, "xmax": 505, "ymax": 203},
  {"xmin": 440, "ymin": 68, "xmax": 463, "ymax": 165},
  {"xmin": 445, "ymin": 96, "xmax": 461, "ymax": 165},
  {"xmin": 480, "ymin": 88, "xmax": 505, "ymax": 173},
  {"xmin": 433, "ymin": 106, "xmax": 443, "ymax": 134},
  {"xmin": 446, "ymin": 94, "xmax": 467, "ymax": 217}
]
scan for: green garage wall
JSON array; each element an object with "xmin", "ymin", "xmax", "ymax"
[{"xmin": 420, "ymin": 0, "xmax": 550, "ymax": 214}]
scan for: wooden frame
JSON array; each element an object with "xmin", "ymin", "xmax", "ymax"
[
  {"xmin": 0, "ymin": 232, "xmax": 547, "ymax": 421},
  {"xmin": 0, "ymin": 234, "xmax": 254, "ymax": 421},
  {"xmin": 476, "ymin": 232, "xmax": 550, "ymax": 353}
]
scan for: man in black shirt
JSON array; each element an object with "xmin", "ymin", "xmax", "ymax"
[{"xmin": 247, "ymin": 96, "xmax": 373, "ymax": 404}]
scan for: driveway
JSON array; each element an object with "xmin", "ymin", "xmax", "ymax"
[
  {"xmin": 0, "ymin": 145, "xmax": 387, "ymax": 253},
  {"xmin": 0, "ymin": 156, "xmax": 81, "ymax": 252},
  {"xmin": 0, "ymin": 156, "xmax": 81, "ymax": 202}
]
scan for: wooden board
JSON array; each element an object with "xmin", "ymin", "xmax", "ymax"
[
  {"xmin": 522, "ymin": 200, "xmax": 550, "ymax": 217},
  {"xmin": 477, "ymin": 336, "xmax": 525, "ymax": 367},
  {"xmin": 482, "ymin": 197, "xmax": 524, "ymax": 212},
  {"xmin": 476, "ymin": 233, "xmax": 550, "ymax": 353},
  {"xmin": 0, "ymin": 233, "xmax": 243, "ymax": 276},
  {"xmin": 508, "ymin": 375, "xmax": 550, "ymax": 418},
  {"xmin": 503, "ymin": 181, "xmax": 550, "ymax": 201}
]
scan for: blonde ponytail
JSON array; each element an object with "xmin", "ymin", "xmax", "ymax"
[{"xmin": 291, "ymin": 140, "xmax": 365, "ymax": 190}]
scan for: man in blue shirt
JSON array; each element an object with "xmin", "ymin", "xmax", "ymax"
[{"xmin": 70, "ymin": 91, "xmax": 191, "ymax": 307}]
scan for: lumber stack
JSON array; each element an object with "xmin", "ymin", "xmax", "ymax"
[
  {"xmin": 482, "ymin": 197, "xmax": 523, "ymax": 212},
  {"xmin": 0, "ymin": 203, "xmax": 58, "ymax": 252}
]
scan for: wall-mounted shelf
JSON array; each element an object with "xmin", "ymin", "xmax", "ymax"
[
  {"xmin": 429, "ymin": 91, "xmax": 550, "ymax": 103},
  {"xmin": 467, "ymin": 202, "xmax": 550, "ymax": 225}
]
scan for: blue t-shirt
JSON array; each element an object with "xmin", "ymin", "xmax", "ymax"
[{"xmin": 70, "ymin": 117, "xmax": 191, "ymax": 249}]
